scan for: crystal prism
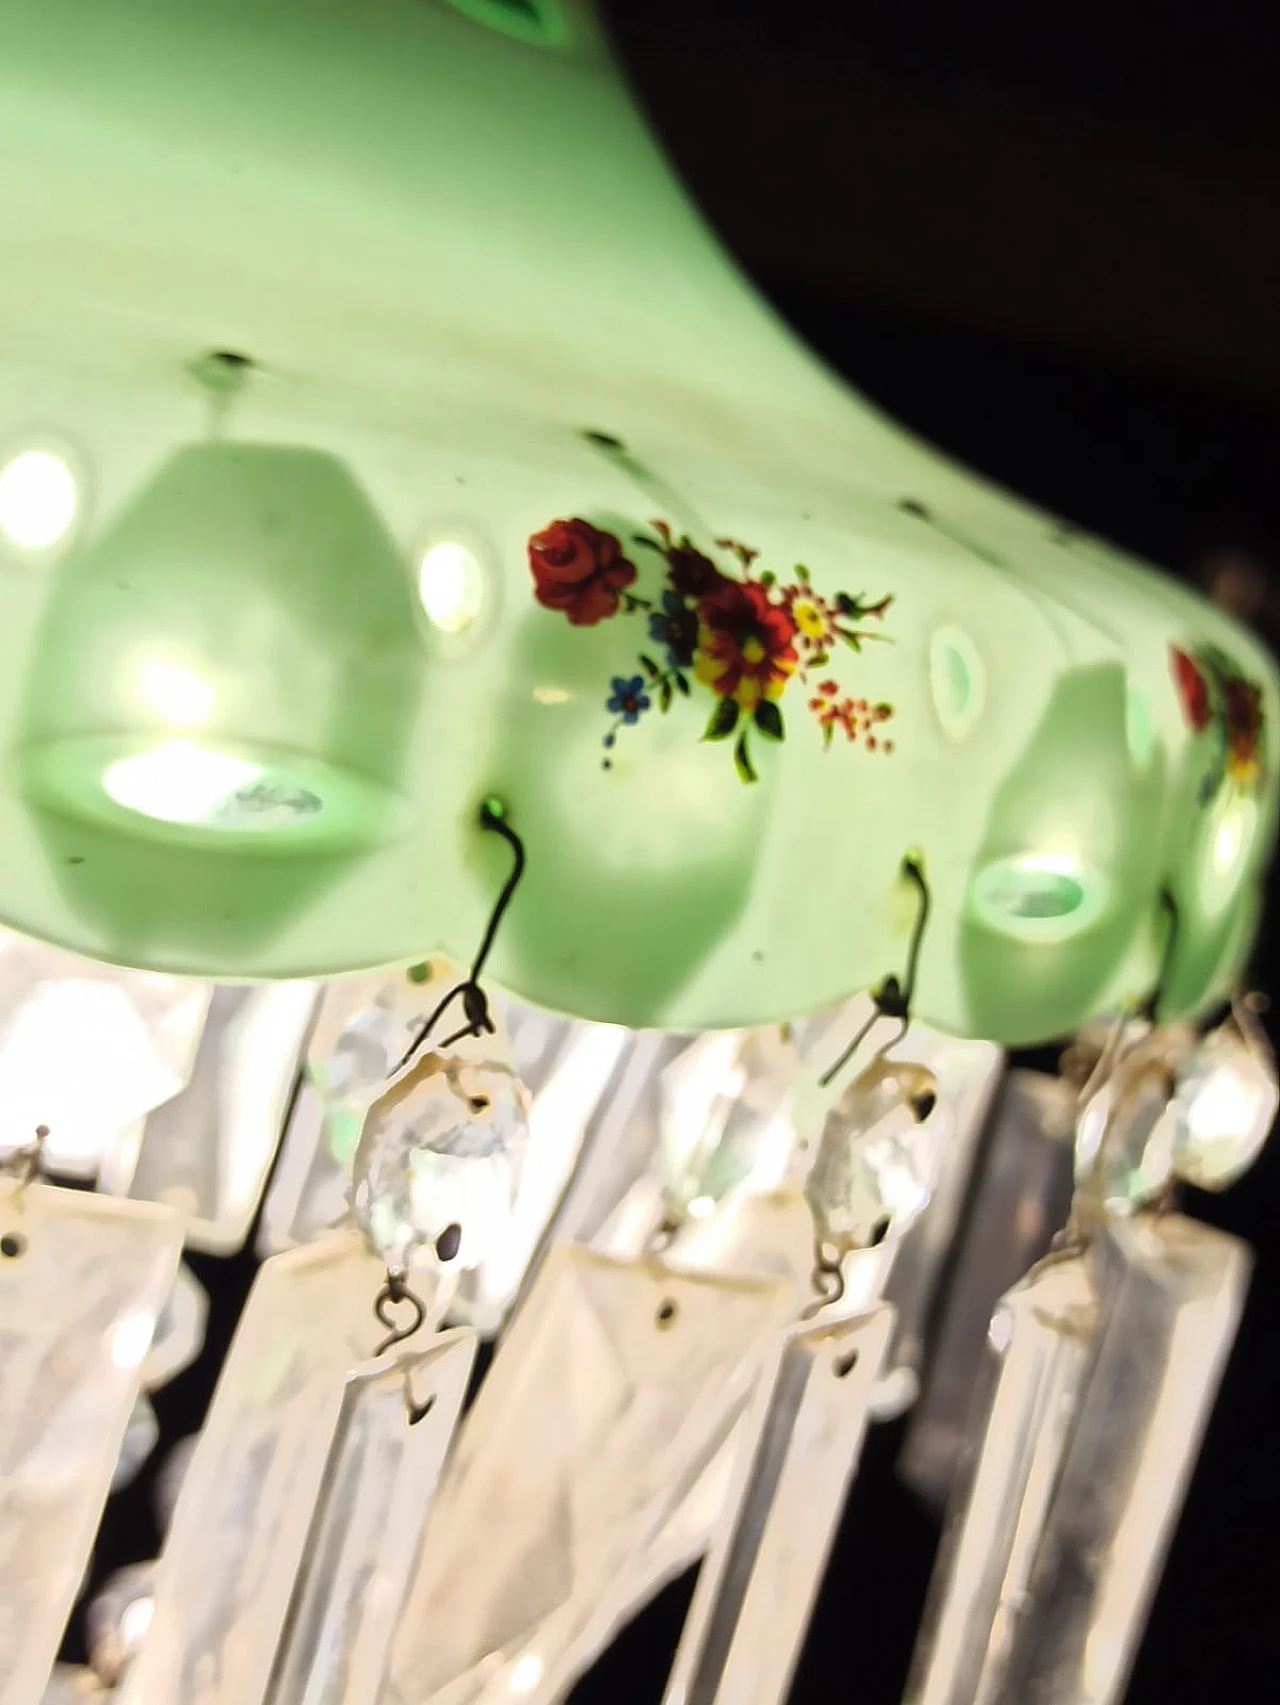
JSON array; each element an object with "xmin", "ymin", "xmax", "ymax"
[
  {"xmin": 1171, "ymin": 1012, "xmax": 1278, "ymax": 1189},
  {"xmin": 901, "ymin": 1069, "xmax": 1077, "ymax": 1507},
  {"xmin": 119, "ymin": 1230, "xmax": 438, "ymax": 1705},
  {"xmin": 100, "ymin": 982, "xmax": 317, "ymax": 1252},
  {"xmin": 664, "ymin": 1304, "xmax": 895, "ymax": 1705},
  {"xmin": 0, "ymin": 934, "xmax": 209, "ymax": 1179},
  {"xmin": 263, "ymin": 1331, "xmax": 475, "ymax": 1705},
  {"xmin": 378, "ymin": 1245, "xmax": 792, "ymax": 1705},
  {"xmin": 351, "ymin": 1051, "xmax": 529, "ymax": 1274},
  {"xmin": 0, "ymin": 1180, "xmax": 182, "ymax": 1705},
  {"xmin": 906, "ymin": 1213, "xmax": 1249, "ymax": 1705}
]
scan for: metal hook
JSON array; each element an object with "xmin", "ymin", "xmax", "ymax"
[
  {"xmin": 373, "ymin": 1271, "xmax": 427, "ymax": 1357},
  {"xmin": 394, "ymin": 798, "xmax": 526, "ymax": 1075},
  {"xmin": 819, "ymin": 854, "xmax": 931, "ymax": 1088},
  {"xmin": 1, "ymin": 1124, "xmax": 48, "ymax": 1195},
  {"xmin": 800, "ymin": 1241, "xmax": 847, "ymax": 1321}
]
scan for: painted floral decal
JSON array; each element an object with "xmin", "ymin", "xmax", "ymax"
[
  {"xmin": 528, "ymin": 517, "xmax": 895, "ymax": 781},
  {"xmin": 1170, "ymin": 643, "xmax": 1265, "ymax": 801}
]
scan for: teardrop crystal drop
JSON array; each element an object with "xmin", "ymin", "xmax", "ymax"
[
  {"xmin": 351, "ymin": 1051, "xmax": 529, "ymax": 1273},
  {"xmin": 1171, "ymin": 1014, "xmax": 1278, "ymax": 1189},
  {"xmin": 804, "ymin": 1054, "xmax": 942, "ymax": 1251},
  {"xmin": 1074, "ymin": 1025, "xmax": 1195, "ymax": 1213}
]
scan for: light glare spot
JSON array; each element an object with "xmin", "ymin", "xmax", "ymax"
[
  {"xmin": 419, "ymin": 540, "xmax": 484, "ymax": 633},
  {"xmin": 508, "ymin": 1656, "xmax": 544, "ymax": 1695},
  {"xmin": 0, "ymin": 449, "xmax": 78, "ymax": 550},
  {"xmin": 138, "ymin": 660, "xmax": 215, "ymax": 728},
  {"xmin": 104, "ymin": 741, "xmax": 262, "ymax": 826}
]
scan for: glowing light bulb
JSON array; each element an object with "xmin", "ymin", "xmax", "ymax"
[
  {"xmin": 0, "ymin": 448, "xmax": 78, "ymax": 550},
  {"xmin": 419, "ymin": 540, "xmax": 484, "ymax": 633}
]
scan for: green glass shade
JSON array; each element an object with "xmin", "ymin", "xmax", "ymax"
[{"xmin": 0, "ymin": 0, "xmax": 1272, "ymax": 1042}]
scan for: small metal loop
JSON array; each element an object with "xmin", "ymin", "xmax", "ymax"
[
  {"xmin": 1, "ymin": 1124, "xmax": 49, "ymax": 1193},
  {"xmin": 800, "ymin": 1241, "xmax": 846, "ymax": 1321},
  {"xmin": 373, "ymin": 1272, "xmax": 427, "ymax": 1357}
]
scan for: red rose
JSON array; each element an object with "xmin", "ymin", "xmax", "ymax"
[
  {"xmin": 693, "ymin": 579, "xmax": 799, "ymax": 710},
  {"xmin": 528, "ymin": 518, "xmax": 637, "ymax": 626},
  {"xmin": 666, "ymin": 540, "xmax": 728, "ymax": 600},
  {"xmin": 1170, "ymin": 646, "xmax": 1211, "ymax": 731}
]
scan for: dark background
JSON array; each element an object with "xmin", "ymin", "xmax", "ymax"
[{"xmin": 77, "ymin": 4, "xmax": 1280, "ymax": 1701}]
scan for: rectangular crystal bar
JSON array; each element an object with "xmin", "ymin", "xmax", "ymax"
[
  {"xmin": 993, "ymin": 1214, "xmax": 1250, "ymax": 1705},
  {"xmin": 119, "ymin": 1230, "xmax": 436, "ymax": 1705},
  {"xmin": 664, "ymin": 1303, "xmax": 895, "ymax": 1705},
  {"xmin": 906, "ymin": 1213, "xmax": 1249, "ymax": 1705},
  {"xmin": 0, "ymin": 1180, "xmax": 183, "ymax": 1705},
  {"xmin": 264, "ymin": 1330, "xmax": 475, "ymax": 1705},
  {"xmin": 900, "ymin": 1069, "xmax": 1076, "ymax": 1508},
  {"xmin": 379, "ymin": 1244, "xmax": 792, "ymax": 1705},
  {"xmin": 102, "ymin": 982, "xmax": 317, "ymax": 1253}
]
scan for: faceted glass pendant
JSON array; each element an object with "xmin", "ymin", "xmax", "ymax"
[
  {"xmin": 664, "ymin": 1304, "xmax": 895, "ymax": 1705},
  {"xmin": 1170, "ymin": 1011, "xmax": 1279, "ymax": 1189},
  {"xmin": 263, "ymin": 1334, "xmax": 475, "ymax": 1705},
  {"xmin": 379, "ymin": 1245, "xmax": 792, "ymax": 1705},
  {"xmin": 100, "ymin": 982, "xmax": 317, "ymax": 1252},
  {"xmin": 119, "ymin": 1232, "xmax": 455, "ymax": 1705},
  {"xmin": 1074, "ymin": 1026, "xmax": 1196, "ymax": 1215},
  {"xmin": 901, "ymin": 1069, "xmax": 1077, "ymax": 1508},
  {"xmin": 804, "ymin": 1054, "xmax": 943, "ymax": 1252},
  {"xmin": 0, "ymin": 933, "xmax": 209, "ymax": 1178},
  {"xmin": 907, "ymin": 1215, "xmax": 1250, "ymax": 1705},
  {"xmin": 0, "ymin": 1180, "xmax": 183, "ymax": 1705},
  {"xmin": 351, "ymin": 1050, "xmax": 530, "ymax": 1274}
]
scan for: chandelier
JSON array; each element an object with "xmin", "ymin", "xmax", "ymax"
[{"xmin": 0, "ymin": 3, "xmax": 1275, "ymax": 1704}]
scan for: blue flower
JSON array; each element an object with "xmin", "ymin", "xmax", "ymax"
[
  {"xmin": 647, "ymin": 592, "xmax": 699, "ymax": 668},
  {"xmin": 606, "ymin": 675, "xmax": 651, "ymax": 724}
]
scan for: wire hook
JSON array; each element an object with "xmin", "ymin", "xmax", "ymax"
[
  {"xmin": 819, "ymin": 854, "xmax": 931, "ymax": 1088},
  {"xmin": 394, "ymin": 798, "xmax": 527, "ymax": 1074},
  {"xmin": 373, "ymin": 1271, "xmax": 428, "ymax": 1356}
]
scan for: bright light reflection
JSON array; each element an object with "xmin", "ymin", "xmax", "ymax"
[
  {"xmin": 120, "ymin": 1594, "xmax": 155, "ymax": 1651},
  {"xmin": 111, "ymin": 1310, "xmax": 156, "ymax": 1370},
  {"xmin": 508, "ymin": 1656, "xmax": 545, "ymax": 1695},
  {"xmin": 1212, "ymin": 795, "xmax": 1256, "ymax": 875},
  {"xmin": 419, "ymin": 540, "xmax": 484, "ymax": 633},
  {"xmin": 687, "ymin": 1194, "xmax": 716, "ymax": 1219},
  {"xmin": 104, "ymin": 741, "xmax": 262, "ymax": 825},
  {"xmin": 0, "ymin": 448, "xmax": 78, "ymax": 549},
  {"xmin": 138, "ymin": 660, "xmax": 216, "ymax": 729}
]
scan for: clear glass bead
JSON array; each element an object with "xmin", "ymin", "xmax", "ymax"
[
  {"xmin": 1172, "ymin": 1014, "xmax": 1278, "ymax": 1189},
  {"xmin": 803, "ymin": 1054, "xmax": 943, "ymax": 1251},
  {"xmin": 1073, "ymin": 1025, "xmax": 1195, "ymax": 1213},
  {"xmin": 351, "ymin": 1051, "xmax": 529, "ymax": 1273}
]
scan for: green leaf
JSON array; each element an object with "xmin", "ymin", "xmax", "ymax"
[
  {"xmin": 754, "ymin": 700, "xmax": 784, "ymax": 741},
  {"xmin": 673, "ymin": 671, "xmax": 691, "ymax": 696},
  {"xmin": 703, "ymin": 698, "xmax": 740, "ymax": 741},
  {"xmin": 659, "ymin": 678, "xmax": 673, "ymax": 712},
  {"xmin": 822, "ymin": 720, "xmax": 834, "ymax": 750},
  {"xmin": 795, "ymin": 563, "xmax": 811, "ymax": 583},
  {"xmin": 837, "ymin": 628, "xmax": 863, "ymax": 652},
  {"xmin": 733, "ymin": 729, "xmax": 758, "ymax": 783},
  {"xmin": 639, "ymin": 653, "xmax": 661, "ymax": 679},
  {"xmin": 809, "ymin": 650, "xmax": 828, "ymax": 668},
  {"xmin": 758, "ymin": 569, "xmax": 776, "ymax": 588}
]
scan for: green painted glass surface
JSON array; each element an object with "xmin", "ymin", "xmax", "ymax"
[{"xmin": 0, "ymin": 0, "xmax": 1271, "ymax": 1041}]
